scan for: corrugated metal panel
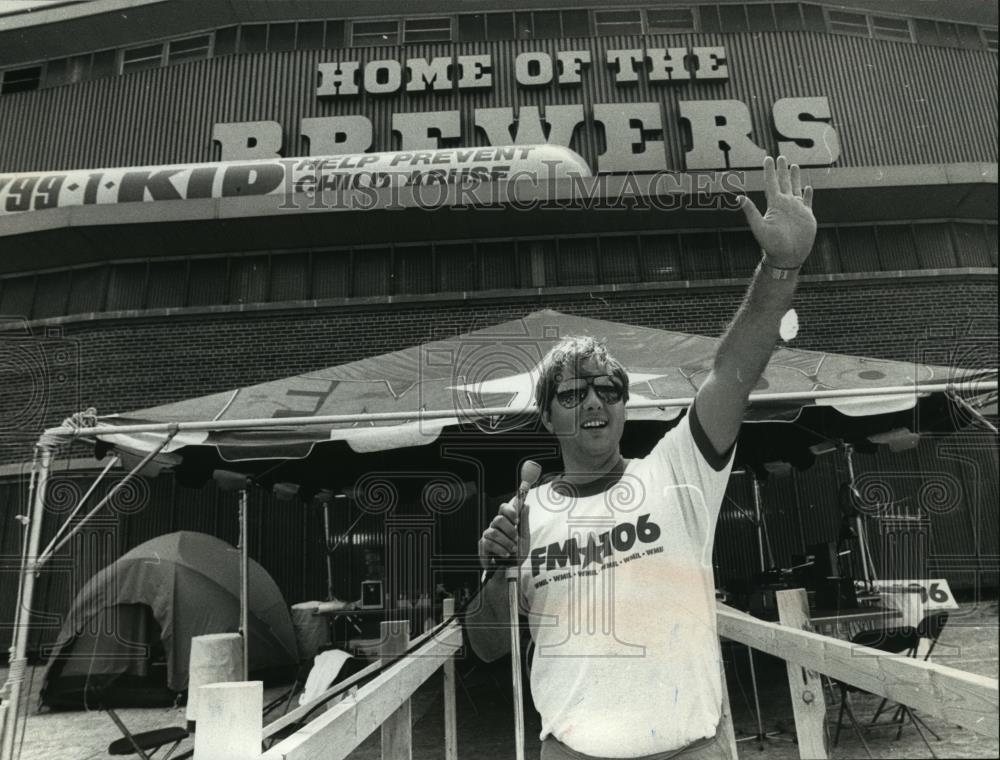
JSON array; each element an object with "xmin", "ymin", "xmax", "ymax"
[
  {"xmin": 105, "ymin": 263, "xmax": 148, "ymax": 311},
  {"xmin": 600, "ymin": 235, "xmax": 641, "ymax": 284},
  {"xmin": 146, "ymin": 260, "xmax": 189, "ymax": 308},
  {"xmin": 480, "ymin": 240, "xmax": 520, "ymax": 289},
  {"xmin": 876, "ymin": 225, "xmax": 920, "ymax": 270},
  {"xmin": 31, "ymin": 272, "xmax": 71, "ymax": 320},
  {"xmin": 0, "ymin": 33, "xmax": 996, "ymax": 172},
  {"xmin": 352, "ymin": 247, "xmax": 391, "ymax": 296},
  {"xmin": 837, "ymin": 226, "xmax": 880, "ymax": 272},
  {"xmin": 270, "ymin": 252, "xmax": 310, "ymax": 301},
  {"xmin": 953, "ymin": 222, "xmax": 994, "ymax": 268},
  {"xmin": 0, "ymin": 275, "xmax": 36, "ymax": 317},
  {"xmin": 914, "ymin": 222, "xmax": 957, "ymax": 268},
  {"xmin": 65, "ymin": 266, "xmax": 108, "ymax": 315},
  {"xmin": 311, "ymin": 250, "xmax": 351, "ymax": 298}
]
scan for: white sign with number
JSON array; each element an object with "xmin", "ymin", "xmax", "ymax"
[{"xmin": 873, "ymin": 578, "xmax": 958, "ymax": 628}]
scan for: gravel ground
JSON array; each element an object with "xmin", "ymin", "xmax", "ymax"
[{"xmin": 3, "ymin": 598, "xmax": 996, "ymax": 760}]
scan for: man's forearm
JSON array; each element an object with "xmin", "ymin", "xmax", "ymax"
[
  {"xmin": 714, "ymin": 256, "xmax": 800, "ymax": 396},
  {"xmin": 464, "ymin": 571, "xmax": 513, "ymax": 662}
]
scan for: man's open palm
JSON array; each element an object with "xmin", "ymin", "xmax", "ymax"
[{"xmin": 740, "ymin": 155, "xmax": 816, "ymax": 267}]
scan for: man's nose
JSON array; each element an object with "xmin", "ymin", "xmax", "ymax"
[{"xmin": 582, "ymin": 386, "xmax": 603, "ymax": 408}]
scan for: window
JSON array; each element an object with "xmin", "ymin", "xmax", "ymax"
[
  {"xmin": 45, "ymin": 56, "xmax": 89, "ymax": 88},
  {"xmin": 325, "ymin": 21, "xmax": 345, "ymax": 48},
  {"xmin": 953, "ymin": 24, "xmax": 982, "ymax": 48},
  {"xmin": 827, "ymin": 10, "xmax": 868, "ymax": 37},
  {"xmin": 640, "ymin": 235, "xmax": 681, "ymax": 281},
  {"xmin": 214, "ymin": 26, "xmax": 238, "ymax": 56},
  {"xmin": 699, "ymin": 5, "xmax": 721, "ymax": 33},
  {"xmin": 515, "ymin": 12, "xmax": 533, "ymax": 39},
  {"xmin": 719, "ymin": 5, "xmax": 748, "ymax": 33},
  {"xmin": 827, "ymin": 10, "xmax": 912, "ymax": 42},
  {"xmin": 480, "ymin": 242, "xmax": 519, "ymax": 289},
  {"xmin": 647, "ymin": 8, "xmax": 695, "ymax": 34},
  {"xmin": 352, "ymin": 20, "xmax": 399, "ymax": 46},
  {"xmin": 239, "ymin": 24, "xmax": 268, "ymax": 53},
  {"xmin": 562, "ymin": 10, "xmax": 590, "ymax": 37},
  {"xmin": 594, "ymin": 9, "xmax": 643, "ymax": 36},
  {"xmin": 121, "ymin": 44, "xmax": 164, "ymax": 74},
  {"xmin": 913, "ymin": 18, "xmax": 941, "ymax": 46},
  {"xmin": 870, "ymin": 16, "xmax": 912, "ymax": 42},
  {"xmin": 105, "ymin": 264, "xmax": 147, "ymax": 311},
  {"xmin": 42, "ymin": 58, "xmax": 66, "ymax": 88},
  {"xmin": 229, "ymin": 256, "xmax": 269, "ymax": 304},
  {"xmin": 984, "ymin": 28, "xmax": 998, "ymax": 52},
  {"xmin": 296, "ymin": 22, "xmax": 324, "ymax": 49},
  {"xmin": 746, "ymin": 5, "xmax": 776, "ymax": 33},
  {"xmin": 168, "ymin": 35, "xmax": 211, "ymax": 64},
  {"xmin": 394, "ymin": 246, "xmax": 433, "ymax": 294},
  {"xmin": 268, "ymin": 23, "xmax": 296, "ymax": 51},
  {"xmin": 774, "ymin": 3, "xmax": 803, "ymax": 31},
  {"xmin": 437, "ymin": 244, "xmax": 477, "ymax": 291},
  {"xmin": 353, "ymin": 248, "xmax": 391, "ymax": 296},
  {"xmin": 403, "ymin": 17, "xmax": 451, "ymax": 43},
  {"xmin": 91, "ymin": 49, "xmax": 116, "ymax": 78},
  {"xmin": 801, "ymin": 4, "xmax": 826, "ymax": 33},
  {"xmin": 2, "ymin": 65, "xmax": 42, "ymax": 94},
  {"xmin": 458, "ymin": 14, "xmax": 485, "ymax": 41},
  {"xmin": 533, "ymin": 11, "xmax": 561, "ymax": 38},
  {"xmin": 486, "ymin": 13, "xmax": 514, "ymax": 40}
]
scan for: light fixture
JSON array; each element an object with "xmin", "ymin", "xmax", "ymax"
[
  {"xmin": 808, "ymin": 440, "xmax": 838, "ymax": 456},
  {"xmin": 867, "ymin": 428, "xmax": 920, "ymax": 452},
  {"xmin": 763, "ymin": 460, "xmax": 792, "ymax": 477},
  {"xmin": 272, "ymin": 482, "xmax": 299, "ymax": 500},
  {"xmin": 212, "ymin": 469, "xmax": 250, "ymax": 491}
]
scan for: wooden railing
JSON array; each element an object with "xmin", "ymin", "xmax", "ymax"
[
  {"xmin": 194, "ymin": 599, "xmax": 462, "ymax": 760},
  {"xmin": 192, "ymin": 593, "xmax": 997, "ymax": 760},
  {"xmin": 718, "ymin": 590, "xmax": 999, "ymax": 759}
]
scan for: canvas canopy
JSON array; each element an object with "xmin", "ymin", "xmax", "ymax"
[
  {"xmin": 86, "ymin": 310, "xmax": 993, "ymax": 482},
  {"xmin": 40, "ymin": 531, "xmax": 298, "ymax": 709}
]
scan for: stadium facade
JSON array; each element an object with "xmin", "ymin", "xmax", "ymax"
[{"xmin": 0, "ymin": 0, "xmax": 996, "ymax": 654}]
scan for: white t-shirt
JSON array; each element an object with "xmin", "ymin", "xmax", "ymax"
[{"xmin": 520, "ymin": 407, "xmax": 734, "ymax": 758}]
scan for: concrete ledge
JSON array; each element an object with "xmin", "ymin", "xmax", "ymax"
[{"xmin": 0, "ymin": 267, "xmax": 994, "ymax": 333}]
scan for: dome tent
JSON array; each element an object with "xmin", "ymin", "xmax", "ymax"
[{"xmin": 40, "ymin": 531, "xmax": 298, "ymax": 709}]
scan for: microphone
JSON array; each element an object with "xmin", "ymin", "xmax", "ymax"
[
  {"xmin": 516, "ymin": 460, "xmax": 543, "ymax": 515},
  {"xmin": 481, "ymin": 460, "xmax": 543, "ymax": 581}
]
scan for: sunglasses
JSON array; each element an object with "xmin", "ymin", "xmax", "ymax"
[{"xmin": 553, "ymin": 375, "xmax": 625, "ymax": 409}]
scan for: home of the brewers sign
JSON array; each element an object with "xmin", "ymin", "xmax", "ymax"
[{"xmin": 213, "ymin": 45, "xmax": 841, "ymax": 173}]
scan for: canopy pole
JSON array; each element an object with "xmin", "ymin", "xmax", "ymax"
[
  {"xmin": 41, "ymin": 378, "xmax": 1000, "ymax": 438},
  {"xmin": 0, "ymin": 445, "xmax": 52, "ymax": 760},
  {"xmin": 750, "ymin": 477, "xmax": 775, "ymax": 572},
  {"xmin": 35, "ymin": 433, "xmax": 176, "ymax": 569},
  {"xmin": 843, "ymin": 445, "xmax": 877, "ymax": 589},
  {"xmin": 239, "ymin": 487, "xmax": 249, "ymax": 682},
  {"xmin": 946, "ymin": 388, "xmax": 998, "ymax": 434},
  {"xmin": 38, "ymin": 454, "xmax": 120, "ymax": 563}
]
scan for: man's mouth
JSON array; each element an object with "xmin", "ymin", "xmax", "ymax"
[{"xmin": 581, "ymin": 420, "xmax": 608, "ymax": 429}]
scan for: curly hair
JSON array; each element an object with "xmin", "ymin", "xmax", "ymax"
[{"xmin": 534, "ymin": 335, "xmax": 630, "ymax": 411}]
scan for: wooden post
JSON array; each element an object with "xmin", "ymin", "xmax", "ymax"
[
  {"xmin": 442, "ymin": 598, "xmax": 458, "ymax": 760},
  {"xmin": 194, "ymin": 681, "xmax": 263, "ymax": 760},
  {"xmin": 776, "ymin": 589, "xmax": 828, "ymax": 759},
  {"xmin": 716, "ymin": 643, "xmax": 739, "ymax": 759},
  {"xmin": 381, "ymin": 620, "xmax": 412, "ymax": 760}
]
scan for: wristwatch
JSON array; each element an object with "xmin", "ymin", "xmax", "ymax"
[{"xmin": 759, "ymin": 255, "xmax": 800, "ymax": 280}]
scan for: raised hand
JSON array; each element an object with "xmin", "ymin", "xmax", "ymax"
[{"xmin": 739, "ymin": 155, "xmax": 816, "ymax": 268}]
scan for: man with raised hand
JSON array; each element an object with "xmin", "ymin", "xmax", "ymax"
[{"xmin": 467, "ymin": 156, "xmax": 816, "ymax": 760}]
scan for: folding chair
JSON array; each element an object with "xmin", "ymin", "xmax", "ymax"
[
  {"xmin": 105, "ymin": 706, "xmax": 190, "ymax": 759},
  {"xmin": 868, "ymin": 612, "xmax": 949, "ymax": 753}
]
